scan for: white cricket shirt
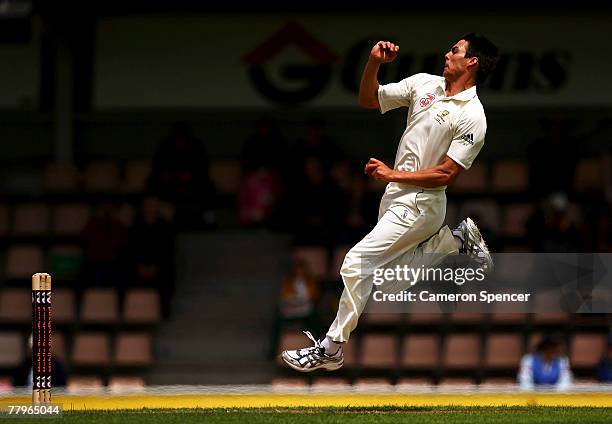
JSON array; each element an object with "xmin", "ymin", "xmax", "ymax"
[{"xmin": 378, "ymin": 73, "xmax": 487, "ymax": 203}]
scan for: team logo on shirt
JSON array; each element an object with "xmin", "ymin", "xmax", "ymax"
[
  {"xmin": 434, "ymin": 110, "xmax": 450, "ymax": 124},
  {"xmin": 419, "ymin": 93, "xmax": 436, "ymax": 108},
  {"xmin": 460, "ymin": 133, "xmax": 474, "ymax": 145}
]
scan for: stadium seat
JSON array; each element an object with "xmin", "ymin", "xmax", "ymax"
[
  {"xmin": 501, "ymin": 203, "xmax": 534, "ymax": 237},
  {"xmin": 114, "ymin": 333, "xmax": 153, "ymax": 366},
  {"xmin": 437, "ymin": 377, "xmax": 477, "ymax": 388},
  {"xmin": 115, "ymin": 202, "xmax": 135, "ymax": 226},
  {"xmin": 13, "ymin": 204, "xmax": 49, "ymax": 235},
  {"xmin": 292, "ymin": 246, "xmax": 329, "ymax": 281},
  {"xmin": 311, "ymin": 377, "xmax": 350, "ymax": 388},
  {"xmin": 396, "ymin": 377, "xmax": 433, "ymax": 387},
  {"xmin": 0, "ymin": 288, "xmax": 31, "ymax": 323},
  {"xmin": 448, "ymin": 313, "xmax": 485, "ymax": 323},
  {"xmin": 122, "ymin": 288, "xmax": 161, "ymax": 324},
  {"xmin": 405, "ymin": 313, "xmax": 445, "ymax": 325},
  {"xmin": 492, "ymin": 160, "xmax": 529, "ymax": 192},
  {"xmin": 360, "ymin": 334, "xmax": 397, "ymax": 368},
  {"xmin": 531, "ymin": 289, "xmax": 570, "ymax": 324},
  {"xmin": 209, "ymin": 159, "xmax": 241, "ymax": 194},
  {"xmin": 480, "ymin": 377, "xmax": 517, "ymax": 388},
  {"xmin": 574, "ymin": 158, "xmax": 603, "ymax": 192},
  {"xmin": 52, "ymin": 331, "xmax": 67, "ymax": 362},
  {"xmin": 0, "ymin": 332, "xmax": 23, "ymax": 366},
  {"xmin": 458, "ymin": 200, "xmax": 501, "ymax": 233},
  {"xmin": 491, "ymin": 254, "xmax": 535, "ymax": 284},
  {"xmin": 485, "ymin": 334, "xmax": 523, "ymax": 368},
  {"xmin": 123, "ymin": 160, "xmax": 151, "ymax": 193},
  {"xmin": 2, "ymin": 169, "xmax": 42, "ymax": 195},
  {"xmin": 584, "ymin": 288, "xmax": 612, "ymax": 317},
  {"xmin": 491, "ymin": 312, "xmax": 529, "ymax": 324},
  {"xmin": 0, "ymin": 205, "xmax": 9, "ymax": 235},
  {"xmin": 52, "ymin": 204, "xmax": 90, "ymax": 235},
  {"xmin": 5, "ymin": 245, "xmax": 44, "ymax": 279},
  {"xmin": 362, "ymin": 312, "xmax": 404, "ymax": 325},
  {"xmin": 44, "ymin": 163, "xmax": 80, "ymax": 192},
  {"xmin": 108, "ymin": 376, "xmax": 146, "ymax": 392},
  {"xmin": 71, "ymin": 332, "xmax": 111, "ymax": 366},
  {"xmin": 571, "ymin": 333, "xmax": 607, "ymax": 367},
  {"xmin": 402, "ymin": 334, "xmax": 439, "ymax": 368},
  {"xmin": 271, "ymin": 377, "xmax": 308, "ymax": 388},
  {"xmin": 329, "ymin": 245, "xmax": 351, "ymax": 281},
  {"xmin": 574, "ymin": 377, "xmax": 598, "ymax": 384},
  {"xmin": 53, "ymin": 288, "xmax": 77, "ymax": 324},
  {"xmin": 451, "ymin": 162, "xmax": 487, "ymax": 192},
  {"xmin": 277, "ymin": 329, "xmax": 307, "ymax": 352},
  {"xmin": 443, "ymin": 334, "xmax": 480, "ymax": 369},
  {"xmin": 574, "ymin": 312, "xmax": 611, "ymax": 327},
  {"xmin": 531, "ymin": 313, "xmax": 569, "ymax": 324},
  {"xmin": 81, "ymin": 288, "xmax": 120, "ymax": 324},
  {"xmin": 342, "ymin": 339, "xmax": 357, "ymax": 367},
  {"xmin": 66, "ymin": 376, "xmax": 104, "ymax": 392},
  {"xmin": 405, "ymin": 300, "xmax": 445, "ymax": 324},
  {"xmin": 48, "ymin": 245, "xmax": 83, "ymax": 279},
  {"xmin": 277, "ymin": 330, "xmax": 308, "ymax": 365},
  {"xmin": 353, "ymin": 377, "xmax": 391, "ymax": 387},
  {"xmin": 83, "ymin": 161, "xmax": 121, "ymax": 192}
]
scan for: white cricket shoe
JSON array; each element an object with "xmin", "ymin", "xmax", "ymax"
[
  {"xmin": 454, "ymin": 217, "xmax": 494, "ymax": 272},
  {"xmin": 281, "ymin": 331, "xmax": 344, "ymax": 372}
]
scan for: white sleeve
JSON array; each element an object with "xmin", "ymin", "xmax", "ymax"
[
  {"xmin": 518, "ymin": 354, "xmax": 534, "ymax": 390},
  {"xmin": 446, "ymin": 107, "xmax": 487, "ymax": 170},
  {"xmin": 555, "ymin": 357, "xmax": 573, "ymax": 391},
  {"xmin": 377, "ymin": 73, "xmax": 424, "ymax": 114}
]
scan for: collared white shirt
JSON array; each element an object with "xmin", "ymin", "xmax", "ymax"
[{"xmin": 377, "ymin": 73, "xmax": 487, "ymax": 202}]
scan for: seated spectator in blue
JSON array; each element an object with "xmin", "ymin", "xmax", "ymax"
[
  {"xmin": 518, "ymin": 334, "xmax": 572, "ymax": 391},
  {"xmin": 597, "ymin": 333, "xmax": 612, "ymax": 383}
]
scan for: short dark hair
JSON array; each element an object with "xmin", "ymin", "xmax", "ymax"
[
  {"xmin": 536, "ymin": 333, "xmax": 563, "ymax": 352},
  {"xmin": 461, "ymin": 33, "xmax": 499, "ymax": 84}
]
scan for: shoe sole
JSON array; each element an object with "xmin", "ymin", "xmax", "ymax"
[
  {"xmin": 281, "ymin": 351, "xmax": 344, "ymax": 373},
  {"xmin": 466, "ymin": 217, "xmax": 494, "ymax": 272}
]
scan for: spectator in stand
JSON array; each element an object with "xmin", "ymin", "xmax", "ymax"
[
  {"xmin": 241, "ymin": 117, "xmax": 288, "ymax": 176},
  {"xmin": 519, "ymin": 334, "xmax": 572, "ymax": 391},
  {"xmin": 237, "ymin": 167, "xmax": 283, "ymax": 228},
  {"xmin": 293, "ymin": 118, "xmax": 346, "ymax": 172},
  {"xmin": 583, "ymin": 201, "xmax": 612, "ymax": 252},
  {"xmin": 528, "ymin": 118, "xmax": 578, "ymax": 196},
  {"xmin": 127, "ymin": 194, "xmax": 176, "ymax": 318},
  {"xmin": 597, "ymin": 333, "xmax": 612, "ymax": 383},
  {"xmin": 288, "ymin": 156, "xmax": 343, "ymax": 246},
  {"xmin": 337, "ymin": 171, "xmax": 379, "ymax": 245},
  {"xmin": 238, "ymin": 117, "xmax": 288, "ymax": 228},
  {"xmin": 526, "ymin": 192, "xmax": 581, "ymax": 252},
  {"xmin": 147, "ymin": 122, "xmax": 215, "ymax": 230},
  {"xmin": 81, "ymin": 202, "xmax": 129, "ymax": 286}
]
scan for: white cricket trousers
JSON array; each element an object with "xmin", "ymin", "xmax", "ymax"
[{"xmin": 326, "ymin": 187, "xmax": 459, "ymax": 342}]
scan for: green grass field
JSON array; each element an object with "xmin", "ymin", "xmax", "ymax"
[{"xmin": 4, "ymin": 407, "xmax": 612, "ymax": 423}]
